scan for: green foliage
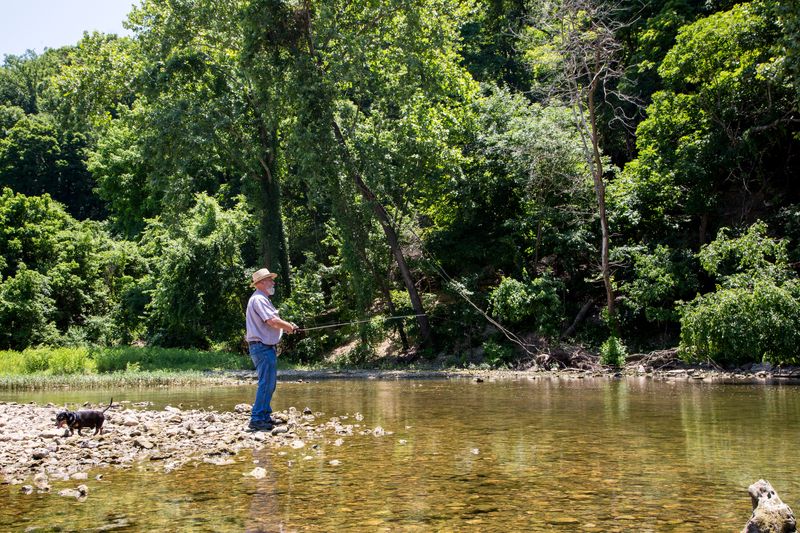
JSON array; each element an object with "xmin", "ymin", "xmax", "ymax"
[
  {"xmin": 489, "ymin": 272, "xmax": 564, "ymax": 336},
  {"xmin": 697, "ymin": 221, "xmax": 790, "ymax": 287},
  {"xmin": 0, "ymin": 50, "xmax": 67, "ymax": 114},
  {"xmin": 288, "ymin": 335, "xmax": 331, "ymax": 365},
  {"xmin": 0, "ymin": 346, "xmax": 249, "ymax": 377},
  {"xmin": 616, "ymin": 244, "xmax": 698, "ymax": 324},
  {"xmin": 19, "ymin": 347, "xmax": 92, "ymax": 375},
  {"xmin": 142, "ymin": 193, "xmax": 252, "ymax": 348},
  {"xmin": 0, "ymin": 265, "xmax": 58, "ymax": 349},
  {"xmin": 0, "ymin": 100, "xmax": 102, "ymax": 220},
  {"xmin": 679, "ymin": 222, "xmax": 800, "ymax": 365},
  {"xmin": 92, "ymin": 347, "xmax": 250, "ymax": 373},
  {"xmin": 482, "ymin": 339, "xmax": 514, "ymax": 369},
  {"xmin": 680, "ymin": 280, "xmax": 800, "ymax": 365},
  {"xmin": 612, "ymin": 1, "xmax": 799, "ymax": 240},
  {"xmin": 425, "ymin": 85, "xmax": 594, "ymax": 278},
  {"xmin": 278, "ymin": 253, "xmax": 326, "ymax": 324},
  {"xmin": 1, "ymin": 0, "xmax": 799, "ymax": 362},
  {"xmin": 600, "ymin": 336, "xmax": 627, "ymax": 368},
  {"xmin": 0, "ymin": 188, "xmax": 148, "ymax": 349}
]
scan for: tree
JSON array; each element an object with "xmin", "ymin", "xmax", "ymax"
[
  {"xmin": 680, "ymin": 222, "xmax": 800, "ymax": 365},
  {"xmin": 242, "ymin": 0, "xmax": 476, "ymax": 345},
  {"xmin": 100, "ymin": 0, "xmax": 293, "ymax": 293},
  {"xmin": 611, "ymin": 1, "xmax": 800, "ymax": 246},
  {"xmin": 523, "ymin": 0, "xmax": 635, "ymax": 330},
  {"xmin": 0, "ymin": 188, "xmax": 146, "ymax": 349},
  {"xmin": 0, "ymin": 50, "xmax": 67, "ymax": 114},
  {"xmin": 0, "ymin": 112, "xmax": 102, "ymax": 219},
  {"xmin": 141, "ymin": 193, "xmax": 253, "ymax": 348}
]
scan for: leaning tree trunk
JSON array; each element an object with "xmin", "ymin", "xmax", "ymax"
[{"xmin": 331, "ymin": 120, "xmax": 433, "ymax": 346}]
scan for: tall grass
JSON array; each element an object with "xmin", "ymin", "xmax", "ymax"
[
  {"xmin": 0, "ymin": 347, "xmax": 95, "ymax": 375},
  {"xmin": 92, "ymin": 347, "xmax": 252, "ymax": 372},
  {"xmin": 0, "ymin": 346, "xmax": 252, "ymax": 388},
  {"xmin": 0, "ymin": 370, "xmax": 242, "ymax": 390}
]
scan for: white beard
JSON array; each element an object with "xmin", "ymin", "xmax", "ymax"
[{"xmin": 267, "ymin": 287, "xmax": 275, "ymax": 296}]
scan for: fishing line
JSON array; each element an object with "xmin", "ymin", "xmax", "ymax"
[
  {"xmin": 400, "ymin": 223, "xmax": 538, "ymax": 357},
  {"xmin": 297, "ymin": 314, "xmax": 428, "ymax": 332}
]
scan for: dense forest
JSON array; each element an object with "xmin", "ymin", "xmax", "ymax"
[{"xmin": 1, "ymin": 0, "xmax": 798, "ymax": 367}]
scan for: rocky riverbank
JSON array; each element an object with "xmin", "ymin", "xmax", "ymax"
[
  {"xmin": 212, "ymin": 359, "xmax": 800, "ymax": 384},
  {"xmin": 0, "ymin": 400, "xmax": 383, "ymax": 496}
]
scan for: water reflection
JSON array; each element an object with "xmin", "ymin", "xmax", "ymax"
[
  {"xmin": 1, "ymin": 377, "xmax": 799, "ymax": 531},
  {"xmin": 246, "ymin": 449, "xmax": 281, "ymax": 533}
]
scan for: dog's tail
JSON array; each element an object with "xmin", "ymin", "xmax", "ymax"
[{"xmin": 102, "ymin": 397, "xmax": 113, "ymax": 413}]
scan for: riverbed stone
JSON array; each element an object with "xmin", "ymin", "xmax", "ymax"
[
  {"xmin": 742, "ymin": 479, "xmax": 796, "ymax": 533},
  {"xmin": 32, "ymin": 449, "xmax": 50, "ymax": 460},
  {"xmin": 245, "ymin": 467, "xmax": 267, "ymax": 479},
  {"xmin": 0, "ymin": 401, "xmax": 366, "ymax": 487}
]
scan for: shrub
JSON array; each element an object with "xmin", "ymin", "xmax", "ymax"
[
  {"xmin": 600, "ymin": 336, "xmax": 627, "ymax": 367},
  {"xmin": 288, "ymin": 335, "xmax": 330, "ymax": 364},
  {"xmin": 21, "ymin": 348, "xmax": 51, "ymax": 373},
  {"xmin": 483, "ymin": 339, "xmax": 514, "ymax": 368},
  {"xmin": 489, "ymin": 272, "xmax": 563, "ymax": 336},
  {"xmin": 679, "ymin": 222, "xmax": 800, "ymax": 366},
  {"xmin": 679, "ymin": 281, "xmax": 800, "ymax": 365},
  {"xmin": 616, "ymin": 245, "xmax": 698, "ymax": 324},
  {"xmin": 0, "ymin": 266, "xmax": 59, "ymax": 350},
  {"xmin": 0, "ymin": 350, "xmax": 25, "ymax": 374},
  {"xmin": 92, "ymin": 347, "xmax": 251, "ymax": 373},
  {"xmin": 20, "ymin": 347, "xmax": 92, "ymax": 374},
  {"xmin": 46, "ymin": 347, "xmax": 93, "ymax": 374}
]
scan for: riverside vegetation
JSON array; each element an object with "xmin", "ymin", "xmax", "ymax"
[{"xmin": 0, "ymin": 0, "xmax": 799, "ymax": 370}]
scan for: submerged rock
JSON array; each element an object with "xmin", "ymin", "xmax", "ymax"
[
  {"xmin": 245, "ymin": 467, "xmax": 267, "ymax": 479},
  {"xmin": 742, "ymin": 479, "xmax": 796, "ymax": 533}
]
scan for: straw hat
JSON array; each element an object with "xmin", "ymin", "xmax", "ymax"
[{"xmin": 250, "ymin": 268, "xmax": 278, "ymax": 287}]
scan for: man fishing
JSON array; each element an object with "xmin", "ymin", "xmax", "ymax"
[{"xmin": 245, "ymin": 268, "xmax": 298, "ymax": 432}]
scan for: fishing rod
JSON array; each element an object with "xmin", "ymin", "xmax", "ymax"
[{"xmin": 297, "ymin": 314, "xmax": 428, "ymax": 332}]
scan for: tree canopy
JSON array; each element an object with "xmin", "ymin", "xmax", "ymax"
[{"xmin": 1, "ymin": 0, "xmax": 798, "ymax": 366}]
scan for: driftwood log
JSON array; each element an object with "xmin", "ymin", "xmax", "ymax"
[{"xmin": 742, "ymin": 480, "xmax": 796, "ymax": 533}]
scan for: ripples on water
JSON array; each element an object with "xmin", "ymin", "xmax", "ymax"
[{"xmin": 2, "ymin": 377, "xmax": 799, "ymax": 531}]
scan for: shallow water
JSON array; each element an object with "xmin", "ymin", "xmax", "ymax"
[{"xmin": 2, "ymin": 376, "xmax": 799, "ymax": 531}]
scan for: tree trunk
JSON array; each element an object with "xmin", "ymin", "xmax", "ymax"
[
  {"xmin": 331, "ymin": 120, "xmax": 433, "ymax": 346},
  {"xmin": 587, "ymin": 65, "xmax": 615, "ymax": 330},
  {"xmin": 256, "ymin": 130, "xmax": 292, "ymax": 297}
]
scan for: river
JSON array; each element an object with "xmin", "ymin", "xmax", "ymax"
[{"xmin": 1, "ymin": 376, "xmax": 799, "ymax": 531}]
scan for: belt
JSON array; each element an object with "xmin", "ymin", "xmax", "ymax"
[{"xmin": 248, "ymin": 341, "xmax": 276, "ymax": 348}]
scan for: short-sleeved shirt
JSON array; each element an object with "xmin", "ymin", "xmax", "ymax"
[{"xmin": 245, "ymin": 289, "xmax": 283, "ymax": 345}]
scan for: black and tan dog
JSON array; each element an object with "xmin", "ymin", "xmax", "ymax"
[{"xmin": 56, "ymin": 398, "xmax": 113, "ymax": 436}]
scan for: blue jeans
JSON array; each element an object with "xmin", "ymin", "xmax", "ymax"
[{"xmin": 249, "ymin": 343, "xmax": 277, "ymax": 423}]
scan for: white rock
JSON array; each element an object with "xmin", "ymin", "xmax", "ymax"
[{"xmin": 245, "ymin": 467, "xmax": 267, "ymax": 479}]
